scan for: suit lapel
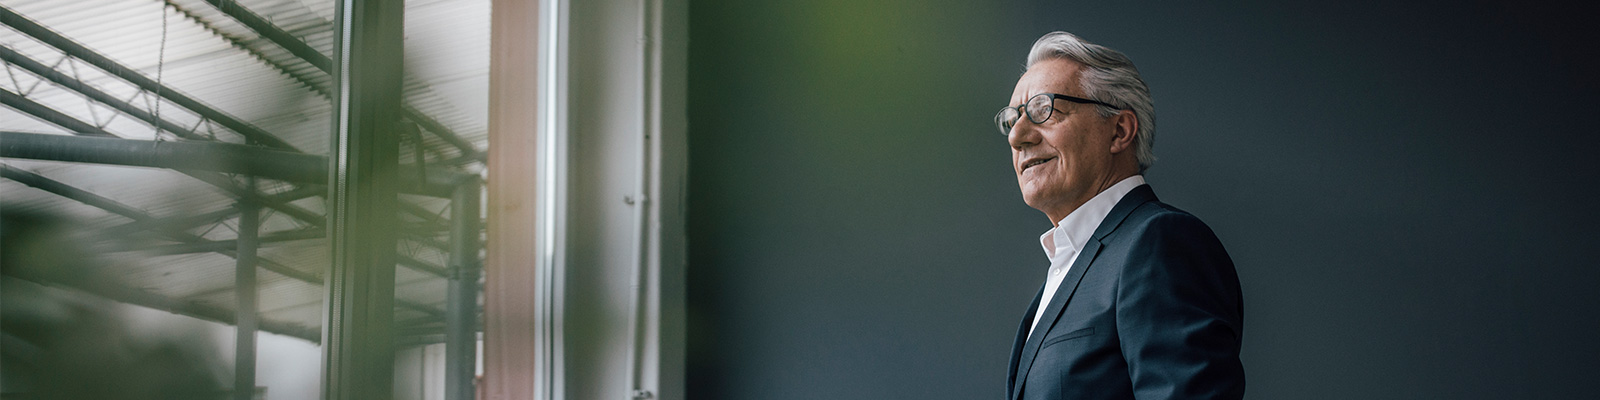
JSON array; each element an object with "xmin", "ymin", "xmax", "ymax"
[
  {"xmin": 1010, "ymin": 240, "xmax": 1103, "ymax": 400},
  {"xmin": 1007, "ymin": 285, "xmax": 1045, "ymax": 399},
  {"xmin": 1008, "ymin": 185, "xmax": 1156, "ymax": 400}
]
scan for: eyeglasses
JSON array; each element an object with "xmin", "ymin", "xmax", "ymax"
[{"xmin": 994, "ymin": 93, "xmax": 1123, "ymax": 135}]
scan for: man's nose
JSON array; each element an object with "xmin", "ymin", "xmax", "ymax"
[{"xmin": 1007, "ymin": 119, "xmax": 1039, "ymax": 149}]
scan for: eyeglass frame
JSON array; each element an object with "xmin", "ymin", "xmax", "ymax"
[{"xmin": 994, "ymin": 93, "xmax": 1124, "ymax": 135}]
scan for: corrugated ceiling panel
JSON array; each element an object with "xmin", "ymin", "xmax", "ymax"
[{"xmin": 114, "ymin": 252, "xmax": 236, "ymax": 297}]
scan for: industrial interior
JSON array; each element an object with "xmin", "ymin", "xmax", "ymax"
[{"xmin": 2, "ymin": 1, "xmax": 490, "ymax": 399}]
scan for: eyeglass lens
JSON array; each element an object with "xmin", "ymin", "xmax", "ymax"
[
  {"xmin": 1026, "ymin": 94, "xmax": 1054, "ymax": 124},
  {"xmin": 995, "ymin": 93, "xmax": 1058, "ymax": 135},
  {"xmin": 995, "ymin": 107, "xmax": 1020, "ymax": 135}
]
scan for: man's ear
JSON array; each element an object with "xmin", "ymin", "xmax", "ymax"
[{"xmin": 1108, "ymin": 110, "xmax": 1138, "ymax": 154}]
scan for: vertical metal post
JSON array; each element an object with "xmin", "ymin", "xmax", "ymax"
[
  {"xmin": 484, "ymin": 0, "xmax": 545, "ymax": 397},
  {"xmin": 322, "ymin": 0, "xmax": 403, "ymax": 399},
  {"xmin": 446, "ymin": 178, "xmax": 483, "ymax": 400},
  {"xmin": 235, "ymin": 178, "xmax": 259, "ymax": 400}
]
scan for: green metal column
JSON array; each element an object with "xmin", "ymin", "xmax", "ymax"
[
  {"xmin": 446, "ymin": 178, "xmax": 483, "ymax": 400},
  {"xmin": 322, "ymin": 0, "xmax": 404, "ymax": 399},
  {"xmin": 235, "ymin": 179, "xmax": 259, "ymax": 400}
]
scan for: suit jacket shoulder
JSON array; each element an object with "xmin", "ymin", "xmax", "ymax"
[
  {"xmin": 1106, "ymin": 199, "xmax": 1232, "ymax": 262},
  {"xmin": 1106, "ymin": 193, "xmax": 1245, "ymax": 399}
]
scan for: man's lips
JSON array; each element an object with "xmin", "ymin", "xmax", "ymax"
[{"xmin": 1021, "ymin": 156, "xmax": 1057, "ymax": 172}]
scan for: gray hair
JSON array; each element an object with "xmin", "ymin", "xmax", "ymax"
[{"xmin": 1026, "ymin": 31, "xmax": 1157, "ymax": 173}]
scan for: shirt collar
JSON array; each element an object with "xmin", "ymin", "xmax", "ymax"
[{"xmin": 1038, "ymin": 175, "xmax": 1147, "ymax": 261}]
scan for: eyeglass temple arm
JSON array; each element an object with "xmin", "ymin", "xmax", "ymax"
[{"xmin": 1049, "ymin": 93, "xmax": 1122, "ymax": 110}]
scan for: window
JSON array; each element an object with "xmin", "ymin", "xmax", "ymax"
[
  {"xmin": 1, "ymin": 1, "xmax": 487, "ymax": 399},
  {"xmin": 2, "ymin": 1, "xmax": 683, "ymax": 399}
]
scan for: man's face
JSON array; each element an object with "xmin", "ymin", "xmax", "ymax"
[{"xmin": 1007, "ymin": 58, "xmax": 1120, "ymax": 221}]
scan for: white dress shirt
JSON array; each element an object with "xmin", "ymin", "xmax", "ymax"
[{"xmin": 1027, "ymin": 175, "xmax": 1147, "ymax": 340}]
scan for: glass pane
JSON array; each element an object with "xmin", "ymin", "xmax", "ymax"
[
  {"xmin": 1, "ymin": 0, "xmax": 335, "ymax": 399},
  {"xmin": 1, "ymin": 0, "xmax": 490, "ymax": 398},
  {"xmin": 392, "ymin": 0, "xmax": 489, "ymax": 399}
]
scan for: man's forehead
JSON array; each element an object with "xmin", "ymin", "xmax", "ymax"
[{"xmin": 1012, "ymin": 58, "xmax": 1082, "ymax": 99}]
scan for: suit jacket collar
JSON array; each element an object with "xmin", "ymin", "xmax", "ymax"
[
  {"xmin": 1008, "ymin": 184, "xmax": 1157, "ymax": 400},
  {"xmin": 1041, "ymin": 175, "xmax": 1147, "ymax": 261},
  {"xmin": 1091, "ymin": 184, "xmax": 1154, "ymax": 242}
]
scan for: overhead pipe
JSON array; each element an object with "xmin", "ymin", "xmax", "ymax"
[
  {"xmin": 5, "ymin": 42, "xmax": 467, "ymax": 235},
  {"xmin": 0, "ymin": 130, "xmax": 325, "ymax": 182},
  {"xmin": 0, "ymin": 131, "xmax": 470, "ymax": 196}
]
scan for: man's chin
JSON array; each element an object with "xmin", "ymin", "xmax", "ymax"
[
  {"xmin": 1023, "ymin": 185, "xmax": 1074, "ymax": 213},
  {"xmin": 1020, "ymin": 190, "xmax": 1053, "ymax": 212}
]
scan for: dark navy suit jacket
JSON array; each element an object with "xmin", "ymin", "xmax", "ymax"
[{"xmin": 1006, "ymin": 185, "xmax": 1245, "ymax": 400}]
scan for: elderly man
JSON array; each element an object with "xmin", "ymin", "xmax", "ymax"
[{"xmin": 998, "ymin": 32, "xmax": 1245, "ymax": 400}]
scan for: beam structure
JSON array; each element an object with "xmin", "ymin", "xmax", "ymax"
[
  {"xmin": 116, "ymin": 228, "xmax": 324, "ymax": 255},
  {"xmin": 10, "ymin": 159, "xmax": 441, "ymax": 275},
  {"xmin": 0, "ymin": 81, "xmax": 330, "ymax": 225},
  {"xmin": 4, "ymin": 37, "xmax": 471, "ymax": 231},
  {"xmin": 397, "ymin": 256, "xmax": 449, "ymax": 278},
  {"xmin": 0, "ymin": 87, "xmax": 347, "ymax": 279},
  {"xmin": 0, "ymin": 163, "xmax": 316, "ymax": 282},
  {"xmin": 393, "ymin": 328, "xmax": 487, "ymax": 348},
  {"xmin": 0, "ymin": 5, "xmax": 298, "ymax": 151},
  {"xmin": 0, "ymin": 129, "xmax": 455, "ymax": 300},
  {"xmin": 0, "ymin": 32, "xmax": 336, "ymax": 227},
  {"xmin": 6, "ymin": 4, "xmax": 340, "ymax": 248},
  {"xmin": 196, "ymin": 0, "xmax": 484, "ymax": 161},
  {"xmin": 0, "ymin": 272, "xmax": 321, "ymax": 343},
  {"xmin": 1, "ymin": 162, "xmax": 160, "ymax": 227},
  {"xmin": 198, "ymin": 0, "xmax": 334, "ymax": 73},
  {"xmin": 97, "ymin": 185, "xmax": 322, "ymax": 239},
  {"xmin": 0, "ymin": 88, "xmax": 114, "ymax": 137},
  {"xmin": 0, "ymin": 46, "xmax": 209, "ymax": 141},
  {"xmin": 1, "ymin": 163, "xmax": 454, "ymax": 331},
  {"xmin": 402, "ymin": 105, "xmax": 481, "ymax": 162},
  {"xmin": 0, "ymin": 164, "xmax": 320, "ymax": 342},
  {"xmin": 0, "ymin": 47, "xmax": 329, "ymax": 224},
  {"xmin": 1, "ymin": 4, "xmax": 472, "ymax": 354}
]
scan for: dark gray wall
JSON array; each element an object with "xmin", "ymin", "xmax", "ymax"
[{"xmin": 686, "ymin": 1, "xmax": 1600, "ymax": 399}]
